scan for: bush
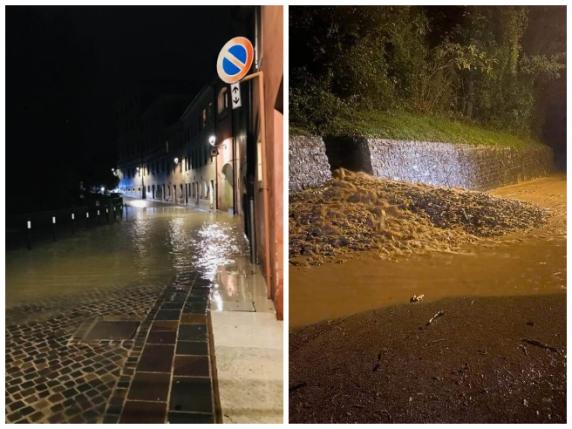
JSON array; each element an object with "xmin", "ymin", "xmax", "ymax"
[{"xmin": 290, "ymin": 6, "xmax": 565, "ymax": 138}]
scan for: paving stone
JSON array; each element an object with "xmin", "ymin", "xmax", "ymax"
[
  {"xmin": 147, "ymin": 331, "xmax": 177, "ymax": 345},
  {"xmin": 161, "ymin": 302, "xmax": 184, "ymax": 310},
  {"xmin": 120, "ymin": 400, "xmax": 166, "ymax": 423},
  {"xmin": 168, "ymin": 411, "xmax": 214, "ymax": 423},
  {"xmin": 184, "ymin": 303, "xmax": 209, "ymax": 314},
  {"xmin": 154, "ymin": 310, "xmax": 181, "ymax": 321},
  {"xmin": 48, "ymin": 413, "xmax": 65, "ymax": 423},
  {"xmin": 150, "ymin": 321, "xmax": 178, "ymax": 332},
  {"xmin": 178, "ymin": 324, "xmax": 207, "ymax": 341},
  {"xmin": 190, "ymin": 287, "xmax": 210, "ymax": 297},
  {"xmin": 127, "ymin": 372, "xmax": 170, "ymax": 402},
  {"xmin": 176, "ymin": 341, "xmax": 208, "ymax": 356},
  {"xmin": 173, "ymin": 355, "xmax": 210, "ymax": 377},
  {"xmin": 180, "ymin": 313, "xmax": 207, "ymax": 325},
  {"xmin": 136, "ymin": 344, "xmax": 174, "ymax": 373},
  {"xmin": 102, "ymin": 414, "xmax": 119, "ymax": 423},
  {"xmin": 169, "ymin": 377, "xmax": 212, "ymax": 414}
]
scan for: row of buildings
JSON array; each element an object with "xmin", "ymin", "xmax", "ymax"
[{"xmin": 114, "ymin": 6, "xmax": 283, "ymax": 319}]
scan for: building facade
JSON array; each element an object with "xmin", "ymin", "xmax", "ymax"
[{"xmin": 115, "ymin": 6, "xmax": 283, "ymax": 319}]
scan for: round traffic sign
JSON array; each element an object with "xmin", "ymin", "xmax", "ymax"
[{"xmin": 216, "ymin": 36, "xmax": 254, "ymax": 84}]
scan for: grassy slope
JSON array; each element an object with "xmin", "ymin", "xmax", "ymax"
[{"xmin": 292, "ymin": 111, "xmax": 543, "ymax": 148}]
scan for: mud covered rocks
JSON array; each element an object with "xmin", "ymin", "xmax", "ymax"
[{"xmin": 290, "ymin": 169, "xmax": 548, "ymax": 265}]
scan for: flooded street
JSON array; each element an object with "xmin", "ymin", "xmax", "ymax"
[
  {"xmin": 6, "ymin": 201, "xmax": 247, "ymax": 310},
  {"xmin": 290, "ymin": 175, "xmax": 566, "ymax": 327},
  {"xmin": 5, "ymin": 199, "xmax": 254, "ymax": 423}
]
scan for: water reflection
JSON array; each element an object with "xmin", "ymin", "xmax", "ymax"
[
  {"xmin": 132, "ymin": 210, "xmax": 152, "ymax": 277},
  {"xmin": 6, "ymin": 203, "xmax": 247, "ymax": 308},
  {"xmin": 193, "ymin": 222, "xmax": 242, "ymax": 282}
]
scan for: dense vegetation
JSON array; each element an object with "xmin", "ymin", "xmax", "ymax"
[{"xmin": 290, "ymin": 6, "xmax": 565, "ymax": 146}]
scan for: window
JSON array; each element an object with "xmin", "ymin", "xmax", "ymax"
[
  {"xmin": 217, "ymin": 88, "xmax": 229, "ymax": 114},
  {"xmin": 201, "ymin": 108, "xmax": 207, "ymax": 129}
]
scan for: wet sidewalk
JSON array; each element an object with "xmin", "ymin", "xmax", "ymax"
[{"xmin": 211, "ymin": 258, "xmax": 283, "ymax": 423}]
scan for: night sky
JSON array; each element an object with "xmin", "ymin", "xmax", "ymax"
[{"xmin": 6, "ymin": 6, "xmax": 247, "ymax": 212}]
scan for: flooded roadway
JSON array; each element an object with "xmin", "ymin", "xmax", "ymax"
[
  {"xmin": 6, "ymin": 200, "xmax": 248, "ymax": 309},
  {"xmin": 290, "ymin": 175, "xmax": 566, "ymax": 327},
  {"xmin": 5, "ymin": 198, "xmax": 255, "ymax": 423},
  {"xmin": 290, "ymin": 175, "xmax": 566, "ymax": 423}
]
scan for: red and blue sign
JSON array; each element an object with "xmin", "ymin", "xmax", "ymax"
[{"xmin": 216, "ymin": 37, "xmax": 254, "ymax": 84}]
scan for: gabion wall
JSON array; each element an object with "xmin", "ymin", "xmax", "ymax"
[
  {"xmin": 291, "ymin": 135, "xmax": 554, "ymax": 191},
  {"xmin": 289, "ymin": 135, "xmax": 332, "ymax": 192},
  {"xmin": 365, "ymin": 139, "xmax": 554, "ymax": 190}
]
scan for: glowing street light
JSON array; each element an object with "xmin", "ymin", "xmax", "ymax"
[
  {"xmin": 174, "ymin": 157, "xmax": 179, "ymax": 165},
  {"xmin": 209, "ymin": 135, "xmax": 216, "ymax": 146}
]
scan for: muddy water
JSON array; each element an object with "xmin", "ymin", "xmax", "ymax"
[
  {"xmin": 6, "ymin": 200, "xmax": 247, "ymax": 308},
  {"xmin": 290, "ymin": 175, "xmax": 566, "ymax": 327}
]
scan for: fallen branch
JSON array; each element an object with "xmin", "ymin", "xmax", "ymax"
[
  {"xmin": 522, "ymin": 338, "xmax": 559, "ymax": 352},
  {"xmin": 426, "ymin": 310, "xmax": 445, "ymax": 326},
  {"xmin": 427, "ymin": 338, "xmax": 447, "ymax": 346}
]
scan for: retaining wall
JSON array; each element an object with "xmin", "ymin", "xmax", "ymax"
[
  {"xmin": 289, "ymin": 135, "xmax": 332, "ymax": 192},
  {"xmin": 324, "ymin": 137, "xmax": 554, "ymax": 190}
]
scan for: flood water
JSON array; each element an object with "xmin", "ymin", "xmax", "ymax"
[
  {"xmin": 6, "ymin": 200, "xmax": 248, "ymax": 308},
  {"xmin": 290, "ymin": 175, "xmax": 567, "ymax": 327},
  {"xmin": 290, "ymin": 236, "xmax": 565, "ymax": 327}
]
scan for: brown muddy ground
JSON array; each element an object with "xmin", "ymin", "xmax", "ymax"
[
  {"xmin": 289, "ymin": 175, "xmax": 566, "ymax": 423},
  {"xmin": 289, "ymin": 294, "xmax": 566, "ymax": 423}
]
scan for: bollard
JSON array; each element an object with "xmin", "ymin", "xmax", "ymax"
[
  {"xmin": 86, "ymin": 211, "xmax": 90, "ymax": 227},
  {"xmin": 71, "ymin": 213, "xmax": 75, "ymax": 235},
  {"xmin": 51, "ymin": 216, "xmax": 57, "ymax": 241},
  {"xmin": 97, "ymin": 209, "xmax": 100, "ymax": 225},
  {"xmin": 106, "ymin": 207, "xmax": 110, "ymax": 224},
  {"xmin": 26, "ymin": 220, "xmax": 32, "ymax": 250}
]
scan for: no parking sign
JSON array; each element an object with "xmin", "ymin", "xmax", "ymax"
[{"xmin": 216, "ymin": 36, "xmax": 254, "ymax": 84}]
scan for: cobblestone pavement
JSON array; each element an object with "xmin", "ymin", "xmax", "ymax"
[{"xmin": 6, "ymin": 272, "xmax": 219, "ymax": 423}]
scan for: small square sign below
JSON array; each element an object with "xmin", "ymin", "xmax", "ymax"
[{"xmin": 230, "ymin": 83, "xmax": 241, "ymax": 109}]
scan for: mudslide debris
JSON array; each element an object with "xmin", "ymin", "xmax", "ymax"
[{"xmin": 290, "ymin": 169, "xmax": 548, "ymax": 265}]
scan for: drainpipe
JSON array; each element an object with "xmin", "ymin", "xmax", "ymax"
[{"xmin": 241, "ymin": 71, "xmax": 272, "ymax": 299}]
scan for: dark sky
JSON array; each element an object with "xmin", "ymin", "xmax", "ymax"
[{"xmin": 6, "ymin": 6, "xmax": 249, "ymax": 211}]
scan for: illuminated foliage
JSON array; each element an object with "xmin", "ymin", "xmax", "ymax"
[{"xmin": 290, "ymin": 6, "xmax": 565, "ymax": 137}]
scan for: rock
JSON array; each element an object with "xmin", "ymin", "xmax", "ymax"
[{"xmin": 410, "ymin": 294, "xmax": 424, "ymax": 303}]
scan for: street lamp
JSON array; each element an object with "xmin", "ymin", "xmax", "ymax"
[
  {"xmin": 209, "ymin": 135, "xmax": 216, "ymax": 146},
  {"xmin": 174, "ymin": 157, "xmax": 179, "ymax": 165}
]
